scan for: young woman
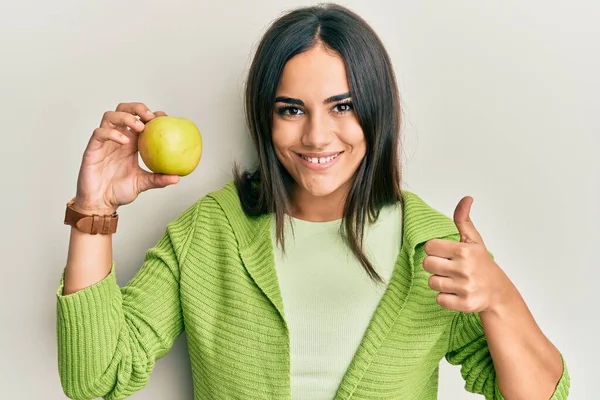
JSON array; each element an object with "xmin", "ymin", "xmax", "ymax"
[{"xmin": 57, "ymin": 3, "xmax": 569, "ymax": 399}]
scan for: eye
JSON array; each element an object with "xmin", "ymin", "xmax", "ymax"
[
  {"xmin": 277, "ymin": 106, "xmax": 304, "ymax": 117},
  {"xmin": 333, "ymin": 102, "xmax": 354, "ymax": 113}
]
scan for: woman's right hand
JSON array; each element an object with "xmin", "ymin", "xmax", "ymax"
[{"xmin": 72, "ymin": 102, "xmax": 180, "ymax": 215}]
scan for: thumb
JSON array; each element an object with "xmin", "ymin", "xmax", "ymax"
[
  {"xmin": 453, "ymin": 196, "xmax": 483, "ymax": 244},
  {"xmin": 138, "ymin": 172, "xmax": 180, "ymax": 193}
]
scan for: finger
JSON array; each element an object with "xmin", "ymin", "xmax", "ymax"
[
  {"xmin": 153, "ymin": 110, "xmax": 168, "ymax": 117},
  {"xmin": 115, "ymin": 102, "xmax": 156, "ymax": 123},
  {"xmin": 137, "ymin": 172, "xmax": 180, "ymax": 193},
  {"xmin": 428, "ymin": 275, "xmax": 460, "ymax": 295},
  {"xmin": 100, "ymin": 111, "xmax": 146, "ymax": 133},
  {"xmin": 453, "ymin": 196, "xmax": 484, "ymax": 244},
  {"xmin": 435, "ymin": 293, "xmax": 462, "ymax": 311},
  {"xmin": 88, "ymin": 127, "xmax": 130, "ymax": 149},
  {"xmin": 87, "ymin": 128, "xmax": 130, "ymax": 152},
  {"xmin": 422, "ymin": 255, "xmax": 455, "ymax": 276},
  {"xmin": 423, "ymin": 239, "xmax": 456, "ymax": 259}
]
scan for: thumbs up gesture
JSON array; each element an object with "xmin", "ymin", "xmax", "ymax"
[{"xmin": 423, "ymin": 196, "xmax": 513, "ymax": 313}]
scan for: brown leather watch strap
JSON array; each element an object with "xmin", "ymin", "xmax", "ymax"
[{"xmin": 64, "ymin": 199, "xmax": 118, "ymax": 234}]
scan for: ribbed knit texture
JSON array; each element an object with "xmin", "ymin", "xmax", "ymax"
[{"xmin": 56, "ymin": 180, "xmax": 570, "ymax": 399}]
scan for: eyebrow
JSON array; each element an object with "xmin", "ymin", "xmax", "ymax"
[{"xmin": 274, "ymin": 92, "xmax": 351, "ymax": 106}]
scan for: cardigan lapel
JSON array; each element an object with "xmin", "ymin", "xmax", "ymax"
[
  {"xmin": 209, "ymin": 182, "xmax": 287, "ymax": 324},
  {"xmin": 238, "ymin": 214, "xmax": 287, "ymax": 323},
  {"xmin": 334, "ymin": 191, "xmax": 459, "ymax": 399}
]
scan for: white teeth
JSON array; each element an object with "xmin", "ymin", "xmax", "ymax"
[{"xmin": 300, "ymin": 153, "xmax": 339, "ymax": 164}]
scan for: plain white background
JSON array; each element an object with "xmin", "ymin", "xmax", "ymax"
[{"xmin": 1, "ymin": 0, "xmax": 597, "ymax": 398}]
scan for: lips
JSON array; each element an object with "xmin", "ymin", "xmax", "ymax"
[
  {"xmin": 298, "ymin": 152, "xmax": 341, "ymax": 164},
  {"xmin": 294, "ymin": 151, "xmax": 343, "ymax": 170}
]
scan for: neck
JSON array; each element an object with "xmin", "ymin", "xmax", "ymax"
[{"xmin": 290, "ymin": 184, "xmax": 350, "ymax": 222}]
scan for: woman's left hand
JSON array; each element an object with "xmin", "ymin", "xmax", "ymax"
[{"xmin": 423, "ymin": 196, "xmax": 515, "ymax": 314}]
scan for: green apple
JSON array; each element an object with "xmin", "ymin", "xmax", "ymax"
[{"xmin": 138, "ymin": 116, "xmax": 203, "ymax": 176}]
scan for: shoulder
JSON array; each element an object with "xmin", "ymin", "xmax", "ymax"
[
  {"xmin": 168, "ymin": 180, "xmax": 242, "ymax": 219},
  {"xmin": 399, "ymin": 190, "xmax": 460, "ymax": 247},
  {"xmin": 170, "ymin": 180, "xmax": 266, "ymax": 249},
  {"xmin": 201, "ymin": 179, "xmax": 251, "ymax": 223}
]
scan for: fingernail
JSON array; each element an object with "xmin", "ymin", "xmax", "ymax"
[
  {"xmin": 146, "ymin": 110, "xmax": 155, "ymax": 117},
  {"xmin": 136, "ymin": 120, "xmax": 145, "ymax": 129}
]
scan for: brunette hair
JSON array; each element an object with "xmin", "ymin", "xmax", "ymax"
[{"xmin": 234, "ymin": 3, "xmax": 402, "ymax": 283}]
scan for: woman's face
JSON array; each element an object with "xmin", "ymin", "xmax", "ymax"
[{"xmin": 272, "ymin": 44, "xmax": 367, "ymax": 199}]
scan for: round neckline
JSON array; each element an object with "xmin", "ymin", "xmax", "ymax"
[
  {"xmin": 286, "ymin": 214, "xmax": 344, "ymax": 224},
  {"xmin": 287, "ymin": 214, "xmax": 343, "ymax": 226},
  {"xmin": 270, "ymin": 214, "xmax": 344, "ymax": 235}
]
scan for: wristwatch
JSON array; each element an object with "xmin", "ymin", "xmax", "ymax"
[{"xmin": 64, "ymin": 198, "xmax": 119, "ymax": 234}]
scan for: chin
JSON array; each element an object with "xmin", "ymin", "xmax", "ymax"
[{"xmin": 298, "ymin": 176, "xmax": 349, "ymax": 198}]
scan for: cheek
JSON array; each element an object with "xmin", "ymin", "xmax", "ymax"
[
  {"xmin": 271, "ymin": 120, "xmax": 295, "ymax": 157},
  {"xmin": 339, "ymin": 120, "xmax": 366, "ymax": 155}
]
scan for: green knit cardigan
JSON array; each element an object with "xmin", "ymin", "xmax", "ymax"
[{"xmin": 56, "ymin": 181, "xmax": 570, "ymax": 399}]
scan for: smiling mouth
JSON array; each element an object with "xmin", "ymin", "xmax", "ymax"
[{"xmin": 296, "ymin": 152, "xmax": 342, "ymax": 165}]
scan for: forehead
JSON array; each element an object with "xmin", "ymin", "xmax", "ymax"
[{"xmin": 276, "ymin": 44, "xmax": 350, "ymax": 99}]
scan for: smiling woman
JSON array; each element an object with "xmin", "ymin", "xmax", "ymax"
[
  {"xmin": 234, "ymin": 6, "xmax": 402, "ymax": 283},
  {"xmin": 57, "ymin": 2, "xmax": 569, "ymax": 400}
]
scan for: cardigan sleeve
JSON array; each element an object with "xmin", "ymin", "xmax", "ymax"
[
  {"xmin": 55, "ymin": 200, "xmax": 200, "ymax": 400},
  {"xmin": 445, "ymin": 311, "xmax": 570, "ymax": 400}
]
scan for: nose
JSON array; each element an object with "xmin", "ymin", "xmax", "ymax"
[{"xmin": 301, "ymin": 112, "xmax": 333, "ymax": 149}]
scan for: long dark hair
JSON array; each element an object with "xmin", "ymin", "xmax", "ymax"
[{"xmin": 234, "ymin": 3, "xmax": 403, "ymax": 284}]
